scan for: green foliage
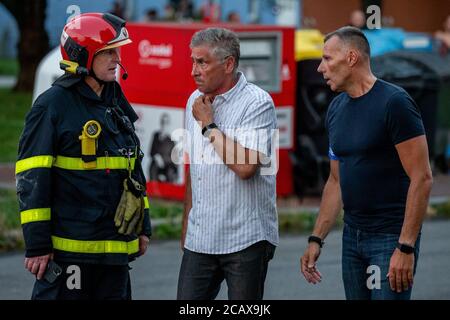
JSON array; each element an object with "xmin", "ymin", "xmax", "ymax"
[
  {"xmin": 0, "ymin": 58, "xmax": 18, "ymax": 76},
  {"xmin": 149, "ymin": 200, "xmax": 183, "ymax": 219},
  {"xmin": 153, "ymin": 222, "xmax": 182, "ymax": 240},
  {"xmin": 0, "ymin": 188, "xmax": 23, "ymax": 251},
  {"xmin": 432, "ymin": 201, "xmax": 450, "ymax": 218},
  {"xmin": 149, "ymin": 200, "xmax": 183, "ymax": 240},
  {"xmin": 278, "ymin": 210, "xmax": 344, "ymax": 234},
  {"xmin": 0, "ymin": 188, "xmax": 19, "ymax": 229},
  {"xmin": 0, "ymin": 88, "xmax": 32, "ymax": 162},
  {"xmin": 278, "ymin": 212, "xmax": 315, "ymax": 233}
]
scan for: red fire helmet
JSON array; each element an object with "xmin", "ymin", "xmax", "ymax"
[{"xmin": 60, "ymin": 12, "xmax": 132, "ymax": 72}]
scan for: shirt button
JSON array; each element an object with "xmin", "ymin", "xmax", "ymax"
[{"xmin": 198, "ymin": 177, "xmax": 201, "ymax": 181}]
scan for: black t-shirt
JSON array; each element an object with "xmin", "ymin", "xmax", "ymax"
[{"xmin": 326, "ymin": 79, "xmax": 425, "ymax": 234}]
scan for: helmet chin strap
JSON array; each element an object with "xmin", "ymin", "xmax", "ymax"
[{"xmin": 90, "ymin": 68, "xmax": 107, "ymax": 87}]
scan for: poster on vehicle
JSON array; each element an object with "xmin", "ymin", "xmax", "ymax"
[
  {"xmin": 275, "ymin": 106, "xmax": 294, "ymax": 149},
  {"xmin": 132, "ymin": 104, "xmax": 185, "ymax": 185}
]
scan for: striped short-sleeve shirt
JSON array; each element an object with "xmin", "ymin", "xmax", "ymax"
[{"xmin": 184, "ymin": 72, "xmax": 279, "ymax": 254}]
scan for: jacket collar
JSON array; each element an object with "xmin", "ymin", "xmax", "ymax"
[
  {"xmin": 53, "ymin": 74, "xmax": 101, "ymax": 101},
  {"xmin": 52, "ymin": 73, "xmax": 138, "ymax": 123}
]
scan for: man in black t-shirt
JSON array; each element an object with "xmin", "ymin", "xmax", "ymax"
[{"xmin": 299, "ymin": 27, "xmax": 433, "ymax": 300}]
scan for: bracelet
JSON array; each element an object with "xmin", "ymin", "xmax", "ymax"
[{"xmin": 308, "ymin": 235, "xmax": 324, "ymax": 248}]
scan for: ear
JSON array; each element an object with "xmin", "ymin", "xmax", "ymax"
[
  {"xmin": 224, "ymin": 56, "xmax": 235, "ymax": 74},
  {"xmin": 347, "ymin": 49, "xmax": 359, "ymax": 67}
]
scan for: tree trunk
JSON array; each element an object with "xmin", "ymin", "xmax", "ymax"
[{"xmin": 0, "ymin": 0, "xmax": 49, "ymax": 92}]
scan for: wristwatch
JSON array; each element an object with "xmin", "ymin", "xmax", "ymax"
[
  {"xmin": 202, "ymin": 122, "xmax": 218, "ymax": 138},
  {"xmin": 308, "ymin": 235, "xmax": 324, "ymax": 248},
  {"xmin": 397, "ymin": 242, "xmax": 415, "ymax": 254}
]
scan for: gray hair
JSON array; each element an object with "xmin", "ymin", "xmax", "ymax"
[
  {"xmin": 190, "ymin": 28, "xmax": 240, "ymax": 71},
  {"xmin": 324, "ymin": 26, "xmax": 371, "ymax": 59}
]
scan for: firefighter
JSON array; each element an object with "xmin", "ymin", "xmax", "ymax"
[{"xmin": 16, "ymin": 12, "xmax": 152, "ymax": 300}]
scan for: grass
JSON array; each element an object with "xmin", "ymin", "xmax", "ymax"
[
  {"xmin": 0, "ymin": 188, "xmax": 19, "ymax": 229},
  {"xmin": 149, "ymin": 199, "xmax": 184, "ymax": 239},
  {"xmin": 0, "ymin": 88, "xmax": 32, "ymax": 163},
  {"xmin": 432, "ymin": 201, "xmax": 450, "ymax": 218},
  {"xmin": 0, "ymin": 58, "xmax": 18, "ymax": 76},
  {"xmin": 278, "ymin": 211, "xmax": 343, "ymax": 234},
  {"xmin": 0, "ymin": 188, "xmax": 22, "ymax": 250},
  {"xmin": 149, "ymin": 199, "xmax": 183, "ymax": 219}
]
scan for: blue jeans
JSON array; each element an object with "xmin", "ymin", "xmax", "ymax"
[
  {"xmin": 177, "ymin": 240, "xmax": 275, "ymax": 300},
  {"xmin": 342, "ymin": 223, "xmax": 420, "ymax": 300}
]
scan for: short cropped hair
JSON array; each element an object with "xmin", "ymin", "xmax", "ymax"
[
  {"xmin": 190, "ymin": 28, "xmax": 240, "ymax": 71},
  {"xmin": 324, "ymin": 26, "xmax": 371, "ymax": 58}
]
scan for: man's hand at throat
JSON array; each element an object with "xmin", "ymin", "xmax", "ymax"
[{"xmin": 193, "ymin": 95, "xmax": 215, "ymax": 128}]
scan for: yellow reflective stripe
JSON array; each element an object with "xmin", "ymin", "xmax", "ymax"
[
  {"xmin": 16, "ymin": 155, "xmax": 136, "ymax": 172},
  {"xmin": 144, "ymin": 197, "xmax": 149, "ymax": 209},
  {"xmin": 20, "ymin": 208, "xmax": 51, "ymax": 224},
  {"xmin": 51, "ymin": 236, "xmax": 139, "ymax": 255},
  {"xmin": 15, "ymin": 155, "xmax": 54, "ymax": 174},
  {"xmin": 54, "ymin": 156, "xmax": 135, "ymax": 170}
]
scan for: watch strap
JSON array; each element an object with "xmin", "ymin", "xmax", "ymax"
[
  {"xmin": 397, "ymin": 242, "xmax": 415, "ymax": 254},
  {"xmin": 202, "ymin": 122, "xmax": 218, "ymax": 136},
  {"xmin": 308, "ymin": 235, "xmax": 324, "ymax": 248}
]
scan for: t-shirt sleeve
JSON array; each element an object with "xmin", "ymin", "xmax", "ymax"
[
  {"xmin": 385, "ymin": 92, "xmax": 425, "ymax": 145},
  {"xmin": 325, "ymin": 97, "xmax": 340, "ymax": 161},
  {"xmin": 328, "ymin": 146, "xmax": 339, "ymax": 161},
  {"xmin": 324, "ymin": 94, "xmax": 340, "ymax": 134}
]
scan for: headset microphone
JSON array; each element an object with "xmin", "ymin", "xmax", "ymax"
[{"xmin": 118, "ymin": 62, "xmax": 128, "ymax": 80}]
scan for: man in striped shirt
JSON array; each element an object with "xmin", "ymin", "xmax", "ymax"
[{"xmin": 177, "ymin": 28, "xmax": 279, "ymax": 300}]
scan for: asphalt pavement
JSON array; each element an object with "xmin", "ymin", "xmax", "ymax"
[{"xmin": 1, "ymin": 219, "xmax": 449, "ymax": 300}]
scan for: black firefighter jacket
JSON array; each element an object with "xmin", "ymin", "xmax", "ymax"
[{"xmin": 16, "ymin": 74, "xmax": 152, "ymax": 265}]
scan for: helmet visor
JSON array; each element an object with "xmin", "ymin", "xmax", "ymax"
[{"xmin": 99, "ymin": 38, "xmax": 132, "ymax": 52}]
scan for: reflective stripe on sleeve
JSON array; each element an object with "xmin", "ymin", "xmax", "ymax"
[
  {"xmin": 15, "ymin": 156, "xmax": 53, "ymax": 174},
  {"xmin": 51, "ymin": 236, "xmax": 139, "ymax": 255},
  {"xmin": 20, "ymin": 208, "xmax": 51, "ymax": 224}
]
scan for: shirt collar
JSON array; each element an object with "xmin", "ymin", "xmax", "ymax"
[{"xmin": 215, "ymin": 71, "xmax": 247, "ymax": 102}]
